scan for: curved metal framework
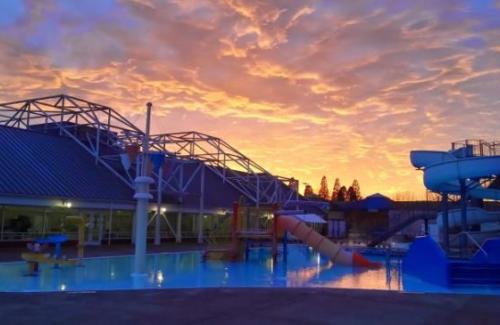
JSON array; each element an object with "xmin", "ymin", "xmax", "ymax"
[{"xmin": 0, "ymin": 94, "xmax": 299, "ymax": 206}]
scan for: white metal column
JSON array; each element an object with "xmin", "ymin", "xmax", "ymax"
[
  {"xmin": 133, "ymin": 102, "xmax": 153, "ymax": 276},
  {"xmin": 154, "ymin": 165, "xmax": 163, "ymax": 246}
]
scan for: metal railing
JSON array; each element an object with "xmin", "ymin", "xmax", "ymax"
[
  {"xmin": 451, "ymin": 139, "xmax": 500, "ymax": 157},
  {"xmin": 449, "ymin": 231, "xmax": 488, "ymax": 258}
]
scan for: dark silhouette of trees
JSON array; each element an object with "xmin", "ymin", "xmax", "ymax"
[
  {"xmin": 304, "ymin": 184, "xmax": 314, "ymax": 197},
  {"xmin": 347, "ymin": 186, "xmax": 356, "ymax": 201},
  {"xmin": 347, "ymin": 179, "xmax": 362, "ymax": 201},
  {"xmin": 318, "ymin": 176, "xmax": 329, "ymax": 200},
  {"xmin": 331, "ymin": 178, "xmax": 341, "ymax": 201},
  {"xmin": 337, "ymin": 186, "xmax": 348, "ymax": 202}
]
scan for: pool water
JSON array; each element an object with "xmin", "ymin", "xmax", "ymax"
[{"xmin": 1, "ymin": 245, "xmax": 499, "ymax": 294}]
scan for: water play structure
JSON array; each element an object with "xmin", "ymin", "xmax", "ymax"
[
  {"xmin": 410, "ymin": 139, "xmax": 500, "ymax": 251},
  {"xmin": 405, "ymin": 139, "xmax": 500, "ymax": 286},
  {"xmin": 21, "ymin": 216, "xmax": 87, "ymax": 275},
  {"xmin": 21, "ymin": 234, "xmax": 80, "ymax": 275},
  {"xmin": 203, "ymin": 201, "xmax": 380, "ymax": 267}
]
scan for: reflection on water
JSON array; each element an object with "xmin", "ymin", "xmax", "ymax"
[{"xmin": 0, "ymin": 244, "xmax": 498, "ymax": 295}]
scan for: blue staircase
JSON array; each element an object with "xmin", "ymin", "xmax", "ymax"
[{"xmin": 449, "ymin": 261, "xmax": 500, "ymax": 285}]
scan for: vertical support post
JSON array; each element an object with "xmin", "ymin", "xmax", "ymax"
[
  {"xmin": 87, "ymin": 212, "xmax": 94, "ymax": 243},
  {"xmin": 460, "ymin": 180, "xmax": 468, "ymax": 254},
  {"xmin": 197, "ymin": 165, "xmax": 205, "ymax": 244},
  {"xmin": 154, "ymin": 165, "xmax": 163, "ymax": 246},
  {"xmin": 108, "ymin": 204, "xmax": 113, "ymax": 247},
  {"xmin": 176, "ymin": 209, "xmax": 182, "ymax": 243},
  {"xmin": 282, "ymin": 231, "xmax": 288, "ymax": 262},
  {"xmin": 441, "ymin": 193, "xmax": 449, "ymax": 253},
  {"xmin": 133, "ymin": 102, "xmax": 153, "ymax": 276},
  {"xmin": 98, "ymin": 212, "xmax": 104, "ymax": 243},
  {"xmin": 0, "ymin": 206, "xmax": 4, "ymax": 241},
  {"xmin": 231, "ymin": 201, "xmax": 239, "ymax": 252},
  {"xmin": 272, "ymin": 204, "xmax": 279, "ymax": 262},
  {"xmin": 77, "ymin": 217, "xmax": 85, "ymax": 259},
  {"xmin": 42, "ymin": 208, "xmax": 47, "ymax": 236}
]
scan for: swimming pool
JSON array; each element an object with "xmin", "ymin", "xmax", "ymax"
[{"xmin": 1, "ymin": 245, "xmax": 499, "ymax": 294}]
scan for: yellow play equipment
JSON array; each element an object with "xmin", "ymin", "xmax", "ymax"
[{"xmin": 67, "ymin": 215, "xmax": 87, "ymax": 259}]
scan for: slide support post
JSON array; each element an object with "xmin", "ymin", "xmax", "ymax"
[
  {"xmin": 282, "ymin": 231, "xmax": 288, "ymax": 263},
  {"xmin": 272, "ymin": 204, "xmax": 279, "ymax": 262},
  {"xmin": 441, "ymin": 193, "xmax": 449, "ymax": 253},
  {"xmin": 459, "ymin": 179, "xmax": 468, "ymax": 254}
]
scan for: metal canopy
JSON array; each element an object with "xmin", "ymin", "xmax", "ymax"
[
  {"xmin": 0, "ymin": 94, "xmax": 300, "ymax": 207},
  {"xmin": 290, "ymin": 213, "xmax": 326, "ymax": 224}
]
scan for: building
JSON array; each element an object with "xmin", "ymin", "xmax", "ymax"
[{"xmin": 0, "ymin": 94, "xmax": 299, "ymax": 245}]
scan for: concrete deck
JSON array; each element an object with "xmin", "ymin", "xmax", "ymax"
[{"xmin": 0, "ymin": 288, "xmax": 499, "ymax": 324}]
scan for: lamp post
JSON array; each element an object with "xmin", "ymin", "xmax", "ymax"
[{"xmin": 133, "ymin": 102, "xmax": 153, "ymax": 276}]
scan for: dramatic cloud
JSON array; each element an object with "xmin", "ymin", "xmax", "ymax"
[{"xmin": 0, "ymin": 0, "xmax": 499, "ymax": 197}]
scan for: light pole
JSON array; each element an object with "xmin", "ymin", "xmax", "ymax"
[{"xmin": 132, "ymin": 102, "xmax": 153, "ymax": 276}]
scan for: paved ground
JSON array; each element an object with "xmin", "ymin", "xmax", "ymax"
[{"xmin": 1, "ymin": 288, "xmax": 499, "ymax": 324}]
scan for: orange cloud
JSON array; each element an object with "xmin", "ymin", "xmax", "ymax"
[{"xmin": 0, "ymin": 0, "xmax": 499, "ymax": 199}]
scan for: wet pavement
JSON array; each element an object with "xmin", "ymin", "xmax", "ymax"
[{"xmin": 0, "ymin": 287, "xmax": 499, "ymax": 324}]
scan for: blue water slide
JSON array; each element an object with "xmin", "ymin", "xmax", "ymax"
[{"xmin": 410, "ymin": 150, "xmax": 500, "ymax": 200}]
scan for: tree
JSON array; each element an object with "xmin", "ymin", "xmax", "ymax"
[
  {"xmin": 331, "ymin": 178, "xmax": 341, "ymax": 201},
  {"xmin": 348, "ymin": 179, "xmax": 362, "ymax": 201},
  {"xmin": 347, "ymin": 186, "xmax": 357, "ymax": 201},
  {"xmin": 318, "ymin": 176, "xmax": 329, "ymax": 200},
  {"xmin": 337, "ymin": 186, "xmax": 347, "ymax": 202},
  {"xmin": 304, "ymin": 184, "xmax": 314, "ymax": 197}
]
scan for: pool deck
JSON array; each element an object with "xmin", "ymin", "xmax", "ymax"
[{"xmin": 1, "ymin": 287, "xmax": 499, "ymax": 324}]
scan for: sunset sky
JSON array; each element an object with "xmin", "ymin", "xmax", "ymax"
[{"xmin": 0, "ymin": 0, "xmax": 499, "ymax": 198}]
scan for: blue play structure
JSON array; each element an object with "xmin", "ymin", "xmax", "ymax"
[
  {"xmin": 403, "ymin": 236, "xmax": 500, "ymax": 286},
  {"xmin": 36, "ymin": 234, "xmax": 69, "ymax": 259}
]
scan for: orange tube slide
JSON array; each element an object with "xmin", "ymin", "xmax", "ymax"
[{"xmin": 278, "ymin": 215, "xmax": 380, "ymax": 268}]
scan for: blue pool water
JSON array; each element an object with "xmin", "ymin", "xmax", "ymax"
[{"xmin": 1, "ymin": 245, "xmax": 500, "ymax": 294}]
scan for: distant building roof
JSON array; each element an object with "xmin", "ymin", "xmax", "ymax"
[
  {"xmin": 361, "ymin": 193, "xmax": 393, "ymax": 210},
  {"xmin": 331, "ymin": 193, "xmax": 393, "ymax": 212}
]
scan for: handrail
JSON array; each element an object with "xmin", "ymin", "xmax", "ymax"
[{"xmin": 449, "ymin": 231, "xmax": 488, "ymax": 257}]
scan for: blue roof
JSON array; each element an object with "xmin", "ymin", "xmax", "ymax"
[
  {"xmin": 332, "ymin": 193, "xmax": 393, "ymax": 211},
  {"xmin": 0, "ymin": 126, "xmax": 134, "ymax": 202}
]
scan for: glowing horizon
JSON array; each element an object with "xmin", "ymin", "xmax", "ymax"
[{"xmin": 1, "ymin": 0, "xmax": 499, "ymax": 199}]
